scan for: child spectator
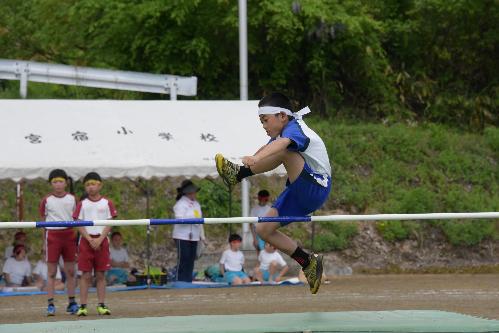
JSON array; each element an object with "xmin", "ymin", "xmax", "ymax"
[
  {"xmin": 173, "ymin": 179, "xmax": 206, "ymax": 282},
  {"xmin": 2, "ymin": 244, "xmax": 32, "ymax": 287},
  {"xmin": 33, "ymin": 248, "xmax": 64, "ymax": 292},
  {"xmin": 254, "ymin": 242, "xmax": 289, "ymax": 283},
  {"xmin": 106, "ymin": 231, "xmax": 132, "ymax": 285},
  {"xmin": 249, "ymin": 190, "xmax": 272, "ymax": 255},
  {"xmin": 219, "ymin": 234, "xmax": 251, "ymax": 285},
  {"xmin": 73, "ymin": 172, "xmax": 116, "ymax": 316},
  {"xmin": 39, "ymin": 168, "xmax": 78, "ymax": 316},
  {"xmin": 4, "ymin": 231, "xmax": 27, "ymax": 259}
]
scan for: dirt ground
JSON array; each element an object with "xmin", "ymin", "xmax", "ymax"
[{"xmin": 1, "ymin": 274, "xmax": 498, "ymax": 325}]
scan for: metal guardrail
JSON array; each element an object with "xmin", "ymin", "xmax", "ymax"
[{"xmin": 0, "ymin": 59, "xmax": 197, "ymax": 99}]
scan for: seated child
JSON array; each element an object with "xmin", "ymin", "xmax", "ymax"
[
  {"xmin": 2, "ymin": 245, "xmax": 32, "ymax": 287},
  {"xmin": 255, "ymin": 242, "xmax": 289, "ymax": 283},
  {"xmin": 219, "ymin": 234, "xmax": 251, "ymax": 285},
  {"xmin": 106, "ymin": 231, "xmax": 134, "ymax": 285},
  {"xmin": 33, "ymin": 249, "xmax": 64, "ymax": 291},
  {"xmin": 4, "ymin": 231, "xmax": 28, "ymax": 260}
]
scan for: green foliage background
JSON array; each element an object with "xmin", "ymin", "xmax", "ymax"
[{"xmin": 0, "ymin": 0, "xmax": 497, "ymax": 128}]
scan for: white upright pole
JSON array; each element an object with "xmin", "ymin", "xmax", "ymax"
[
  {"xmin": 239, "ymin": 0, "xmax": 252, "ymax": 250},
  {"xmin": 169, "ymin": 78, "xmax": 177, "ymax": 100},
  {"xmin": 239, "ymin": 0, "xmax": 248, "ymax": 100},
  {"xmin": 20, "ymin": 64, "xmax": 28, "ymax": 99}
]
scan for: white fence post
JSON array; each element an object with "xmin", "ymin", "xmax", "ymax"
[{"xmin": 0, "ymin": 59, "xmax": 197, "ymax": 98}]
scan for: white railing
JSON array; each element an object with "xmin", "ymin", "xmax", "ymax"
[{"xmin": 0, "ymin": 59, "xmax": 197, "ymax": 99}]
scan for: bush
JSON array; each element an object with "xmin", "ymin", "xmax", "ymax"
[
  {"xmin": 440, "ymin": 220, "xmax": 498, "ymax": 246},
  {"xmin": 196, "ymin": 178, "xmax": 240, "ymax": 238},
  {"xmin": 376, "ymin": 221, "xmax": 411, "ymax": 242},
  {"xmin": 306, "ymin": 222, "xmax": 358, "ymax": 251}
]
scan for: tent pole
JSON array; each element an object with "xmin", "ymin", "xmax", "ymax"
[
  {"xmin": 126, "ymin": 177, "xmax": 152, "ymax": 287},
  {"xmin": 145, "ymin": 179, "xmax": 151, "ymax": 287},
  {"xmin": 311, "ymin": 220, "xmax": 315, "ymax": 252},
  {"xmin": 241, "ymin": 179, "xmax": 252, "ymax": 250},
  {"xmin": 228, "ymin": 185, "xmax": 233, "ymax": 235},
  {"xmin": 16, "ymin": 181, "xmax": 24, "ymax": 221}
]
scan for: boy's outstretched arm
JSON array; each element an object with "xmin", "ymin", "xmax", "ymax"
[
  {"xmin": 253, "ymin": 145, "xmax": 266, "ymax": 155},
  {"xmin": 243, "ymin": 138, "xmax": 291, "ymax": 167}
]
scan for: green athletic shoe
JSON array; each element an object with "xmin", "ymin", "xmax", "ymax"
[
  {"xmin": 76, "ymin": 306, "xmax": 88, "ymax": 316},
  {"xmin": 215, "ymin": 153, "xmax": 240, "ymax": 186},
  {"xmin": 302, "ymin": 253, "xmax": 324, "ymax": 294},
  {"xmin": 96, "ymin": 305, "xmax": 111, "ymax": 315}
]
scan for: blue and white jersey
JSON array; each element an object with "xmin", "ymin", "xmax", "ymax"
[{"xmin": 271, "ymin": 119, "xmax": 331, "ymax": 186}]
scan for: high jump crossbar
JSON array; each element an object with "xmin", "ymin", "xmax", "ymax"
[{"xmin": 0, "ymin": 212, "xmax": 497, "ymax": 229}]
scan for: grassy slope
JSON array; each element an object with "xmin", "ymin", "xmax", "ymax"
[{"xmin": 0, "ymin": 121, "xmax": 497, "ymax": 259}]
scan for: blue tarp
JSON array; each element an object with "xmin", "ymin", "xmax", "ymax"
[{"xmin": 0, "ymin": 280, "xmax": 303, "ymax": 296}]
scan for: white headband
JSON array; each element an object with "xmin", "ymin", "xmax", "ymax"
[{"xmin": 258, "ymin": 106, "xmax": 311, "ymax": 120}]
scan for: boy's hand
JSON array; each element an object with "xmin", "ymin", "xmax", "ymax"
[
  {"xmin": 95, "ymin": 237, "xmax": 104, "ymax": 246},
  {"xmin": 88, "ymin": 237, "xmax": 100, "ymax": 250},
  {"xmin": 242, "ymin": 155, "xmax": 259, "ymax": 167}
]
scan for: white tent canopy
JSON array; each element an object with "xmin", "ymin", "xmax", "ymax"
[{"xmin": 0, "ymin": 99, "xmax": 284, "ymax": 181}]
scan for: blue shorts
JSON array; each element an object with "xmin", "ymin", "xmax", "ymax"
[
  {"xmin": 224, "ymin": 271, "xmax": 249, "ymax": 284},
  {"xmin": 106, "ymin": 268, "xmax": 128, "ymax": 284},
  {"xmin": 273, "ymin": 162, "xmax": 331, "ymax": 226},
  {"xmin": 261, "ymin": 269, "xmax": 279, "ymax": 281},
  {"xmin": 256, "ymin": 235, "xmax": 265, "ymax": 251},
  {"xmin": 252, "ymin": 224, "xmax": 266, "ymax": 250}
]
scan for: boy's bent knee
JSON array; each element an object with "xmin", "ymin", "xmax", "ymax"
[{"xmin": 256, "ymin": 219, "xmax": 280, "ymax": 239}]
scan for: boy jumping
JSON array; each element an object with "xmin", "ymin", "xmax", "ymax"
[{"xmin": 216, "ymin": 92, "xmax": 331, "ymax": 294}]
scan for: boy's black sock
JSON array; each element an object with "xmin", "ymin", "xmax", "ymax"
[
  {"xmin": 291, "ymin": 247, "xmax": 310, "ymax": 268},
  {"xmin": 48, "ymin": 298, "xmax": 54, "ymax": 305},
  {"xmin": 236, "ymin": 166, "xmax": 254, "ymax": 182},
  {"xmin": 68, "ymin": 296, "xmax": 76, "ymax": 304}
]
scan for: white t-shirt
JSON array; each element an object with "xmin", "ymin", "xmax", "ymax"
[
  {"xmin": 2, "ymin": 257, "xmax": 31, "ymax": 285},
  {"xmin": 272, "ymin": 118, "xmax": 331, "ymax": 187},
  {"xmin": 33, "ymin": 260, "xmax": 62, "ymax": 281},
  {"xmin": 73, "ymin": 197, "xmax": 117, "ymax": 235},
  {"xmin": 219, "ymin": 249, "xmax": 245, "ymax": 272},
  {"xmin": 172, "ymin": 196, "xmax": 203, "ymax": 241},
  {"xmin": 110, "ymin": 246, "xmax": 129, "ymax": 264},
  {"xmin": 39, "ymin": 193, "xmax": 77, "ymax": 229},
  {"xmin": 250, "ymin": 204, "xmax": 271, "ymax": 217},
  {"xmin": 258, "ymin": 250, "xmax": 287, "ymax": 271}
]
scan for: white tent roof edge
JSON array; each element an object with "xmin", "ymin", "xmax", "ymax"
[{"xmin": 0, "ymin": 99, "xmax": 286, "ymax": 181}]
